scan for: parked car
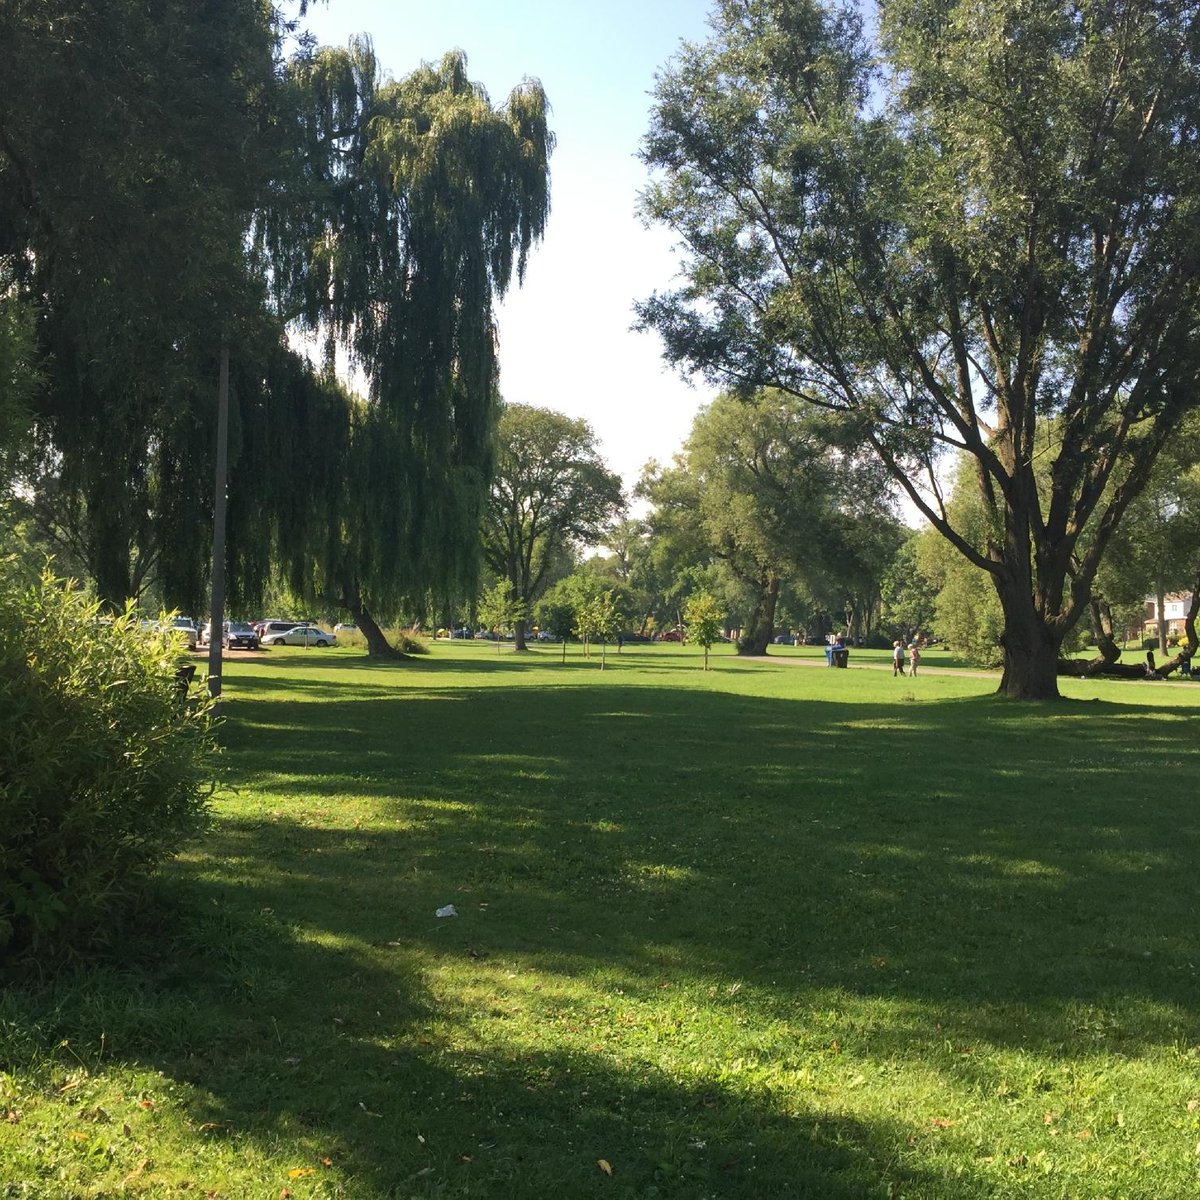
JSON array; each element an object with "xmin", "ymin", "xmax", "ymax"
[
  {"xmin": 333, "ymin": 622, "xmax": 358, "ymax": 634},
  {"xmin": 200, "ymin": 620, "xmax": 260, "ymax": 649},
  {"xmin": 166, "ymin": 616, "xmax": 198, "ymax": 650},
  {"xmin": 657, "ymin": 629, "xmax": 683, "ymax": 642},
  {"xmin": 224, "ymin": 621, "xmax": 260, "ymax": 650},
  {"xmin": 255, "ymin": 619, "xmax": 303, "ymax": 641},
  {"xmin": 261, "ymin": 625, "xmax": 337, "ymax": 648}
]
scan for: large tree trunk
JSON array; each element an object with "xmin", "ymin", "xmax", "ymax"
[
  {"xmin": 1156, "ymin": 582, "xmax": 1168, "ymax": 653},
  {"xmin": 90, "ymin": 503, "xmax": 133, "ymax": 611},
  {"xmin": 1088, "ymin": 598, "xmax": 1121, "ymax": 664},
  {"xmin": 996, "ymin": 583, "xmax": 1063, "ymax": 699},
  {"xmin": 1066, "ymin": 597, "xmax": 1125, "ymax": 676},
  {"xmin": 737, "ymin": 573, "xmax": 780, "ymax": 656},
  {"xmin": 1058, "ymin": 657, "xmax": 1150, "ymax": 679},
  {"xmin": 343, "ymin": 584, "xmax": 401, "ymax": 659},
  {"xmin": 513, "ymin": 615, "xmax": 529, "ymax": 652}
]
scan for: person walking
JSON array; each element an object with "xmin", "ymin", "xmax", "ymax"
[
  {"xmin": 908, "ymin": 641, "xmax": 921, "ymax": 676},
  {"xmin": 892, "ymin": 640, "xmax": 906, "ymax": 677}
]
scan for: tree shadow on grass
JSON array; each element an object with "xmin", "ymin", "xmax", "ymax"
[
  {"xmin": 2, "ymin": 889, "xmax": 995, "ymax": 1199},
  {"xmin": 206, "ymin": 676, "xmax": 1200, "ymax": 1049},
  {"xmin": 6, "ymin": 671, "xmax": 1200, "ymax": 1197}
]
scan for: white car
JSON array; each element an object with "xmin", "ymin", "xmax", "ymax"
[
  {"xmin": 261, "ymin": 625, "xmax": 337, "ymax": 648},
  {"xmin": 165, "ymin": 616, "xmax": 198, "ymax": 650}
]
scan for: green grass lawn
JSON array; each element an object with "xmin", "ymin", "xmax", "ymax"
[{"xmin": 4, "ymin": 643, "xmax": 1200, "ymax": 1198}]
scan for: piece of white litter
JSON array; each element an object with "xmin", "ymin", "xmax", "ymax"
[{"xmin": 435, "ymin": 905, "xmax": 458, "ymax": 918}]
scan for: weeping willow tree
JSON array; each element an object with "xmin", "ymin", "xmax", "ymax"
[
  {"xmin": 1, "ymin": 0, "xmax": 287, "ymax": 612},
  {"xmin": 261, "ymin": 41, "xmax": 553, "ymax": 654}
]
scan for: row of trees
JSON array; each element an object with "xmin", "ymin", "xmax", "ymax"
[
  {"xmin": 479, "ymin": 390, "xmax": 906, "ymax": 655},
  {"xmin": 480, "ymin": 387, "xmax": 1197, "ymax": 676},
  {"xmin": 7, "ymin": 0, "xmax": 1200, "ymax": 698}
]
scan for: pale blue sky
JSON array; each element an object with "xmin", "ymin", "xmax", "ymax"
[{"xmin": 300, "ymin": 0, "xmax": 718, "ymax": 491}]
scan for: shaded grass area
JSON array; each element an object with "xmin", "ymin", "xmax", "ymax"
[{"xmin": 3, "ymin": 645, "xmax": 1200, "ymax": 1197}]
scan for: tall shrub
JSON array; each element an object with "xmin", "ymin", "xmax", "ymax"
[{"xmin": 0, "ymin": 562, "xmax": 216, "ymax": 965}]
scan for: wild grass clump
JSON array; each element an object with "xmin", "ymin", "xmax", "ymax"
[
  {"xmin": 0, "ymin": 562, "xmax": 217, "ymax": 968},
  {"xmin": 335, "ymin": 624, "xmax": 430, "ymax": 654}
]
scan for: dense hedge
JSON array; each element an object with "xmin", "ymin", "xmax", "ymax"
[{"xmin": 0, "ymin": 562, "xmax": 216, "ymax": 965}]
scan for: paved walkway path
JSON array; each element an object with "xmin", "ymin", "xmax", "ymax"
[
  {"xmin": 744, "ymin": 654, "xmax": 1191, "ymax": 686},
  {"xmin": 743, "ymin": 654, "xmax": 1001, "ymax": 680}
]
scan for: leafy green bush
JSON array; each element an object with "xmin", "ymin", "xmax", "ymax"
[{"xmin": 0, "ymin": 562, "xmax": 216, "ymax": 965}]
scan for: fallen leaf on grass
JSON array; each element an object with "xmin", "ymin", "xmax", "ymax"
[
  {"xmin": 1075, "ymin": 1130, "xmax": 1091, "ymax": 1140},
  {"xmin": 597, "ymin": 1159, "xmax": 613, "ymax": 1176},
  {"xmin": 1043, "ymin": 1112, "xmax": 1057, "ymax": 1125},
  {"xmin": 4, "ymin": 1110, "xmax": 20, "ymax": 1124},
  {"xmin": 137, "ymin": 1099, "xmax": 155, "ymax": 1110},
  {"xmin": 320, "ymin": 1157, "xmax": 333, "ymax": 1167},
  {"xmin": 358, "ymin": 1102, "xmax": 383, "ymax": 1117},
  {"xmin": 69, "ymin": 1131, "xmax": 89, "ymax": 1142},
  {"xmin": 198, "ymin": 1123, "xmax": 225, "ymax": 1133},
  {"xmin": 1189, "ymin": 1099, "xmax": 1200, "ymax": 1112},
  {"xmin": 930, "ymin": 1118, "xmax": 956, "ymax": 1129},
  {"xmin": 287, "ymin": 1168, "xmax": 316, "ymax": 1178}
]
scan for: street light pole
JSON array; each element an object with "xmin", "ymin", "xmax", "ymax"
[{"xmin": 207, "ymin": 343, "xmax": 230, "ymax": 707}]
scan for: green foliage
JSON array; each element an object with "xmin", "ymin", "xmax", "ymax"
[
  {"xmin": 641, "ymin": 390, "xmax": 900, "ymax": 653},
  {"xmin": 0, "ymin": 561, "xmax": 216, "ymax": 964},
  {"xmin": 918, "ymin": 528, "xmax": 1004, "ymax": 667},
  {"xmin": 2, "ymin": 0, "xmax": 288, "ymax": 609},
  {"xmin": 1093, "ymin": 412, "xmax": 1200, "ymax": 640},
  {"xmin": 0, "ymin": 288, "xmax": 38, "ymax": 483},
  {"xmin": 533, "ymin": 593, "xmax": 578, "ymax": 642},
  {"xmin": 639, "ymin": 0, "xmax": 1200, "ymax": 696},
  {"xmin": 266, "ymin": 49, "xmax": 555, "ymax": 623},
  {"xmin": 879, "ymin": 534, "xmax": 939, "ymax": 643},
  {"xmin": 482, "ymin": 404, "xmax": 624, "ymax": 645},
  {"xmin": 684, "ymin": 591, "xmax": 725, "ymax": 669},
  {"xmin": 334, "ymin": 624, "xmax": 429, "ymax": 655},
  {"xmin": 589, "ymin": 591, "xmax": 623, "ymax": 643},
  {"xmin": 477, "ymin": 580, "xmax": 524, "ymax": 641}
]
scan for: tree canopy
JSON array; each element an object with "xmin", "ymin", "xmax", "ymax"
[
  {"xmin": 0, "ymin": 0, "xmax": 296, "ymax": 610},
  {"xmin": 258, "ymin": 45, "xmax": 555, "ymax": 650},
  {"xmin": 482, "ymin": 403, "xmax": 624, "ymax": 650},
  {"xmin": 640, "ymin": 389, "xmax": 900, "ymax": 654},
  {"xmin": 639, "ymin": 0, "xmax": 1200, "ymax": 697},
  {"xmin": 1, "ymin": 11, "xmax": 553, "ymax": 639}
]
